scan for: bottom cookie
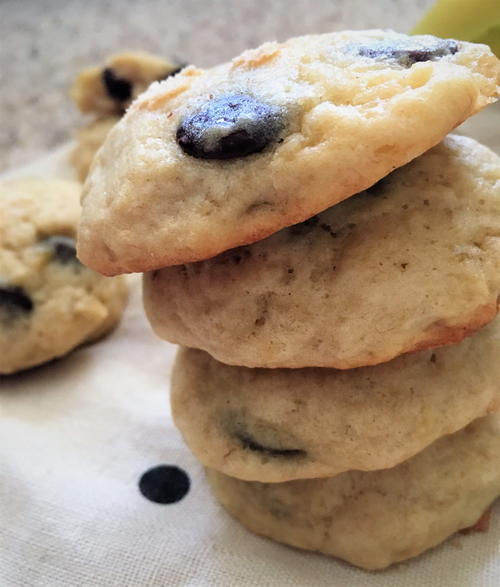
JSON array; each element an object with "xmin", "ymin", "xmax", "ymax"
[{"xmin": 207, "ymin": 414, "xmax": 500, "ymax": 571}]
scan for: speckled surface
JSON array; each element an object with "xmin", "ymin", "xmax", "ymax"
[{"xmin": 0, "ymin": 0, "xmax": 435, "ymax": 172}]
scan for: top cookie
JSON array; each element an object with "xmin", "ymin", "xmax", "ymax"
[{"xmin": 78, "ymin": 30, "xmax": 500, "ymax": 275}]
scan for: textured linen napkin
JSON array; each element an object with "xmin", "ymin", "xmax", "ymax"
[{"xmin": 1, "ymin": 106, "xmax": 499, "ymax": 586}]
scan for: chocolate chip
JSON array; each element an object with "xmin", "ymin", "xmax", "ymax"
[
  {"xmin": 0, "ymin": 285, "xmax": 33, "ymax": 321},
  {"xmin": 176, "ymin": 94, "xmax": 285, "ymax": 159},
  {"xmin": 237, "ymin": 432, "xmax": 305, "ymax": 458},
  {"xmin": 43, "ymin": 236, "xmax": 79, "ymax": 265},
  {"xmin": 138, "ymin": 465, "xmax": 190, "ymax": 504},
  {"xmin": 354, "ymin": 38, "xmax": 459, "ymax": 67},
  {"xmin": 102, "ymin": 68, "xmax": 132, "ymax": 102}
]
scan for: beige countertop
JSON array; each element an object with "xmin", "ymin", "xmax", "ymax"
[{"xmin": 0, "ymin": 0, "xmax": 435, "ymax": 172}]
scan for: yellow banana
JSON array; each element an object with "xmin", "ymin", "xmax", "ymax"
[{"xmin": 412, "ymin": 0, "xmax": 500, "ymax": 56}]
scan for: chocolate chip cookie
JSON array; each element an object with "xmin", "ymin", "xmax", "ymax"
[
  {"xmin": 0, "ymin": 180, "xmax": 128, "ymax": 374},
  {"xmin": 70, "ymin": 51, "xmax": 182, "ymax": 117},
  {"xmin": 70, "ymin": 52, "xmax": 182, "ymax": 181},
  {"xmin": 78, "ymin": 30, "xmax": 499, "ymax": 274},
  {"xmin": 172, "ymin": 316, "xmax": 500, "ymax": 482},
  {"xmin": 145, "ymin": 135, "xmax": 500, "ymax": 369},
  {"xmin": 207, "ymin": 414, "xmax": 500, "ymax": 570}
]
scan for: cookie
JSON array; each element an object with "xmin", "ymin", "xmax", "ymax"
[
  {"xmin": 207, "ymin": 414, "xmax": 500, "ymax": 570},
  {"xmin": 70, "ymin": 117, "xmax": 119, "ymax": 181},
  {"xmin": 172, "ymin": 315, "xmax": 500, "ymax": 482},
  {"xmin": 77, "ymin": 30, "xmax": 500, "ymax": 274},
  {"xmin": 70, "ymin": 51, "xmax": 183, "ymax": 117},
  {"xmin": 69, "ymin": 52, "xmax": 182, "ymax": 182},
  {"xmin": 144, "ymin": 135, "xmax": 500, "ymax": 369},
  {"xmin": 0, "ymin": 180, "xmax": 128, "ymax": 375}
]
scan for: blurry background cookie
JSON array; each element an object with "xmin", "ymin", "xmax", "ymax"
[
  {"xmin": 0, "ymin": 179, "xmax": 128, "ymax": 374},
  {"xmin": 78, "ymin": 30, "xmax": 499, "ymax": 274},
  {"xmin": 145, "ymin": 135, "xmax": 500, "ymax": 369},
  {"xmin": 69, "ymin": 51, "xmax": 182, "ymax": 180},
  {"xmin": 71, "ymin": 51, "xmax": 182, "ymax": 116},
  {"xmin": 207, "ymin": 414, "xmax": 500, "ymax": 570},
  {"xmin": 172, "ymin": 317, "xmax": 500, "ymax": 482}
]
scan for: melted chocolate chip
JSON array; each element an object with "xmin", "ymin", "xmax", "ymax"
[
  {"xmin": 355, "ymin": 38, "xmax": 459, "ymax": 67},
  {"xmin": 237, "ymin": 433, "xmax": 305, "ymax": 458},
  {"xmin": 102, "ymin": 68, "xmax": 132, "ymax": 102},
  {"xmin": 43, "ymin": 236, "xmax": 79, "ymax": 265},
  {"xmin": 176, "ymin": 94, "xmax": 285, "ymax": 159},
  {"xmin": 138, "ymin": 465, "xmax": 190, "ymax": 504},
  {"xmin": 0, "ymin": 285, "xmax": 33, "ymax": 320}
]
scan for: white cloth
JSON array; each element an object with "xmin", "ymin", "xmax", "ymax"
[{"xmin": 1, "ymin": 107, "xmax": 500, "ymax": 586}]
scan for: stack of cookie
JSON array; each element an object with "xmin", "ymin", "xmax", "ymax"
[{"xmin": 77, "ymin": 30, "xmax": 500, "ymax": 570}]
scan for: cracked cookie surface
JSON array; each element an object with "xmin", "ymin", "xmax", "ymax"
[
  {"xmin": 78, "ymin": 29, "xmax": 500, "ymax": 274},
  {"xmin": 0, "ymin": 180, "xmax": 128, "ymax": 374},
  {"xmin": 70, "ymin": 51, "xmax": 182, "ymax": 117}
]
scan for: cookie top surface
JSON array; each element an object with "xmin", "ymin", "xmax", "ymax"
[
  {"xmin": 78, "ymin": 30, "xmax": 500, "ymax": 275},
  {"xmin": 172, "ymin": 316, "xmax": 500, "ymax": 482},
  {"xmin": 70, "ymin": 51, "xmax": 182, "ymax": 117},
  {"xmin": 144, "ymin": 135, "xmax": 500, "ymax": 369},
  {"xmin": 207, "ymin": 414, "xmax": 500, "ymax": 570},
  {"xmin": 0, "ymin": 180, "xmax": 128, "ymax": 374}
]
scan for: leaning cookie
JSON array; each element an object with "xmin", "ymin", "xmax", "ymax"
[
  {"xmin": 0, "ymin": 180, "xmax": 128, "ymax": 375},
  {"xmin": 145, "ymin": 135, "xmax": 500, "ymax": 369},
  {"xmin": 207, "ymin": 414, "xmax": 500, "ymax": 570},
  {"xmin": 172, "ymin": 316, "xmax": 500, "ymax": 482},
  {"xmin": 78, "ymin": 30, "xmax": 499, "ymax": 274}
]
